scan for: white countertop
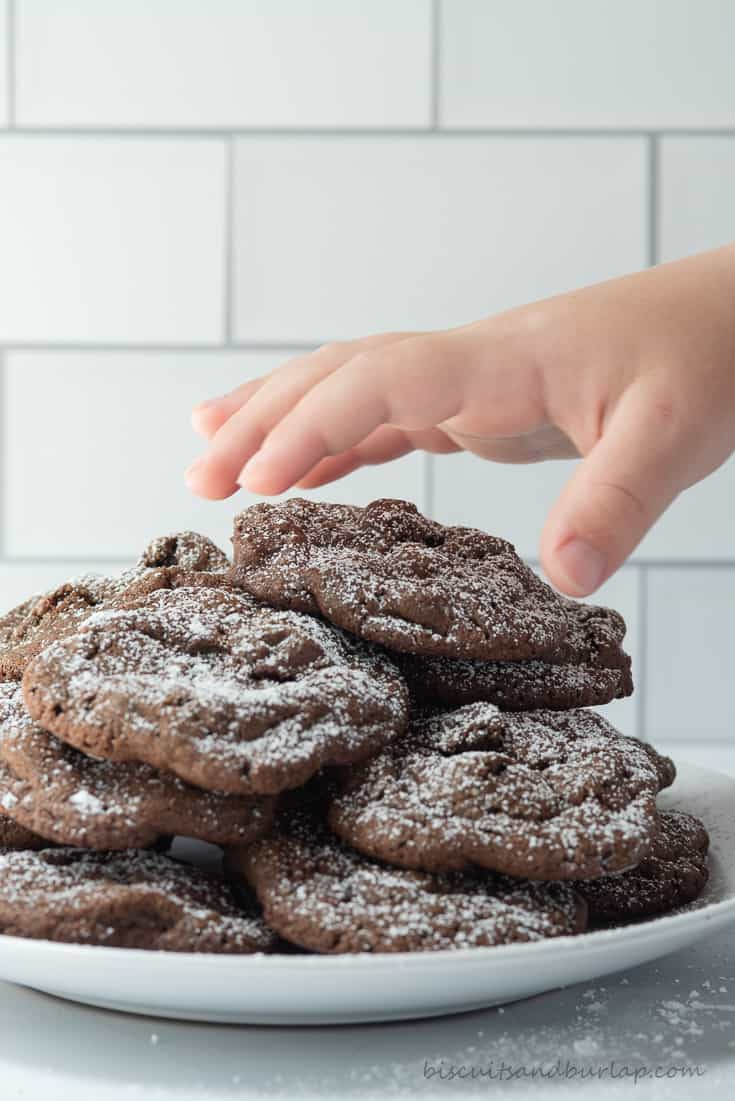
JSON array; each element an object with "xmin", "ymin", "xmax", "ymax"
[{"xmin": 1, "ymin": 743, "xmax": 733, "ymax": 1100}]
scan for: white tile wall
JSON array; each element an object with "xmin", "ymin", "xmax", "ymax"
[
  {"xmin": 0, "ymin": 4, "xmax": 733, "ymax": 744},
  {"xmin": 433, "ymin": 454, "xmax": 578, "ymax": 561},
  {"xmin": 580, "ymin": 567, "xmax": 641, "ymax": 740},
  {"xmin": 4, "ymin": 353, "xmax": 426, "ymax": 558},
  {"xmin": 440, "ymin": 0, "xmax": 735, "ymax": 129},
  {"xmin": 636, "ymin": 457, "xmax": 735, "ymax": 561},
  {"xmin": 233, "ymin": 137, "xmax": 646, "ymax": 342},
  {"xmin": 0, "ymin": 137, "xmax": 225, "ymax": 344},
  {"xmin": 16, "ymin": 0, "xmax": 432, "ymax": 130},
  {"xmin": 646, "ymin": 569, "xmax": 735, "ymax": 744},
  {"xmin": 0, "ymin": 1, "xmax": 7, "ymax": 127},
  {"xmin": 433, "ymin": 450, "xmax": 735, "ymax": 564},
  {"xmin": 660, "ymin": 138, "xmax": 735, "ymax": 261}
]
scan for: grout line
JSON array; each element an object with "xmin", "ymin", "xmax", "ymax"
[
  {"xmin": 646, "ymin": 133, "xmax": 659, "ymax": 267},
  {"xmin": 0, "ymin": 341, "xmax": 317, "ymax": 354},
  {"xmin": 0, "ymin": 556, "xmax": 136, "ymax": 567},
  {"xmin": 430, "ymin": 0, "xmax": 440, "ymax": 130},
  {"xmin": 0, "ymin": 125, "xmax": 733, "ymax": 140},
  {"xmin": 526, "ymin": 557, "xmax": 735, "ymax": 570},
  {"xmin": 223, "ymin": 138, "xmax": 235, "ymax": 344},
  {"xmin": 636, "ymin": 564, "xmax": 649, "ymax": 743},
  {"xmin": 5, "ymin": 0, "xmax": 14, "ymax": 127}
]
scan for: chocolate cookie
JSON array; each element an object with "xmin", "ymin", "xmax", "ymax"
[
  {"xmin": 0, "ymin": 847, "xmax": 278, "ymax": 952},
  {"xmin": 0, "ymin": 531, "xmax": 229, "ymax": 681},
  {"xmin": 0, "ymin": 683, "xmax": 275, "ymax": 849},
  {"xmin": 225, "ymin": 807, "xmax": 587, "ymax": 953},
  {"xmin": 328, "ymin": 705, "xmax": 674, "ymax": 880},
  {"xmin": 0, "ymin": 811, "xmax": 49, "ymax": 851},
  {"xmin": 23, "ymin": 584, "xmax": 408, "ymax": 796},
  {"xmin": 576, "ymin": 811, "xmax": 710, "ymax": 923},
  {"xmin": 230, "ymin": 498, "xmax": 568, "ymax": 660},
  {"xmin": 396, "ymin": 596, "xmax": 633, "ymax": 711},
  {"xmin": 137, "ymin": 531, "xmax": 229, "ymax": 574}
]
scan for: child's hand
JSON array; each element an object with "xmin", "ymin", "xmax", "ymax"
[{"xmin": 186, "ymin": 245, "xmax": 735, "ymax": 597}]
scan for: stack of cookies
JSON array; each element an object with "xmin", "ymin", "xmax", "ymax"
[{"xmin": 0, "ymin": 500, "xmax": 709, "ymax": 955}]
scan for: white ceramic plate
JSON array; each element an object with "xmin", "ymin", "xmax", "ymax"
[{"xmin": 0, "ymin": 761, "xmax": 733, "ymax": 1025}]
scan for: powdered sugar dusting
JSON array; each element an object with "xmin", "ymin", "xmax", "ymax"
[
  {"xmin": 236, "ymin": 808, "xmax": 585, "ymax": 953},
  {"xmin": 0, "ymin": 847, "xmax": 277, "ymax": 953},
  {"xmin": 577, "ymin": 810, "xmax": 710, "ymax": 921},
  {"xmin": 396, "ymin": 596, "xmax": 633, "ymax": 711},
  {"xmin": 231, "ymin": 498, "xmax": 569, "ymax": 660},
  {"xmin": 0, "ymin": 681, "xmax": 274, "ymax": 849},
  {"xmin": 329, "ymin": 705, "xmax": 670, "ymax": 880},
  {"xmin": 23, "ymin": 585, "xmax": 408, "ymax": 796},
  {"xmin": 0, "ymin": 531, "xmax": 230, "ymax": 680}
]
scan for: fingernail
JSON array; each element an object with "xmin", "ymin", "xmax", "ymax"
[
  {"xmin": 194, "ymin": 396, "xmax": 224, "ymax": 410},
  {"xmin": 555, "ymin": 538, "xmax": 606, "ymax": 595}
]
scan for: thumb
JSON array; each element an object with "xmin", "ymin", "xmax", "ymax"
[{"xmin": 540, "ymin": 383, "xmax": 693, "ymax": 596}]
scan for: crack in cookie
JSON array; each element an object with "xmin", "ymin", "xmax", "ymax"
[
  {"xmin": 226, "ymin": 806, "xmax": 587, "ymax": 953},
  {"xmin": 0, "ymin": 682, "xmax": 275, "ymax": 849},
  {"xmin": 22, "ymin": 584, "xmax": 408, "ymax": 796},
  {"xmin": 328, "ymin": 704, "xmax": 674, "ymax": 880},
  {"xmin": 0, "ymin": 530, "xmax": 230, "ymax": 682},
  {"xmin": 230, "ymin": 498, "xmax": 569, "ymax": 660},
  {"xmin": 0, "ymin": 847, "xmax": 278, "ymax": 952}
]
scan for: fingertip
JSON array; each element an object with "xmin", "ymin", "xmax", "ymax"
[
  {"xmin": 191, "ymin": 402, "xmax": 228, "ymax": 441},
  {"xmin": 184, "ymin": 455, "xmax": 239, "ymax": 500},
  {"xmin": 541, "ymin": 536, "xmax": 608, "ymax": 598}
]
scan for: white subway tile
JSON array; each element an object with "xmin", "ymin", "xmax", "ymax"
[
  {"xmin": 433, "ymin": 455, "xmax": 640, "ymax": 733},
  {"xmin": 636, "ymin": 456, "xmax": 735, "ymax": 560},
  {"xmin": 0, "ymin": 1, "xmax": 7, "ymax": 126},
  {"xmin": 234, "ymin": 137, "xmax": 646, "ymax": 341},
  {"xmin": 646, "ymin": 569, "xmax": 735, "ymax": 743},
  {"xmin": 0, "ymin": 137, "xmax": 225, "ymax": 344},
  {"xmin": 660, "ymin": 138, "xmax": 735, "ymax": 262},
  {"xmin": 432, "ymin": 453, "xmax": 577, "ymax": 560},
  {"xmin": 579, "ymin": 567, "xmax": 641, "ymax": 740},
  {"xmin": 433, "ymin": 446, "xmax": 735, "ymax": 563},
  {"xmin": 4, "ymin": 353, "xmax": 425, "ymax": 558},
  {"xmin": 0, "ymin": 562, "xmax": 135, "ymax": 619},
  {"xmin": 16, "ymin": 0, "xmax": 431, "ymax": 129},
  {"xmin": 441, "ymin": 0, "xmax": 735, "ymax": 129}
]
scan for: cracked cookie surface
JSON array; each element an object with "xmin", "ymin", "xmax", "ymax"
[
  {"xmin": 0, "ymin": 531, "xmax": 229, "ymax": 681},
  {"xmin": 0, "ymin": 682, "xmax": 275, "ymax": 849},
  {"xmin": 230, "ymin": 498, "xmax": 569, "ymax": 660},
  {"xmin": 226, "ymin": 806, "xmax": 587, "ymax": 953},
  {"xmin": 396, "ymin": 596, "xmax": 633, "ymax": 711},
  {"xmin": 328, "ymin": 704, "xmax": 674, "ymax": 880},
  {"xmin": 23, "ymin": 583, "xmax": 408, "ymax": 796},
  {"xmin": 0, "ymin": 847, "xmax": 278, "ymax": 952}
]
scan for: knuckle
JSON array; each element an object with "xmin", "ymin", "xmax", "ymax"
[
  {"xmin": 314, "ymin": 340, "xmax": 352, "ymax": 361},
  {"xmin": 592, "ymin": 480, "xmax": 649, "ymax": 521},
  {"xmin": 275, "ymin": 354, "xmax": 310, "ymax": 378}
]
